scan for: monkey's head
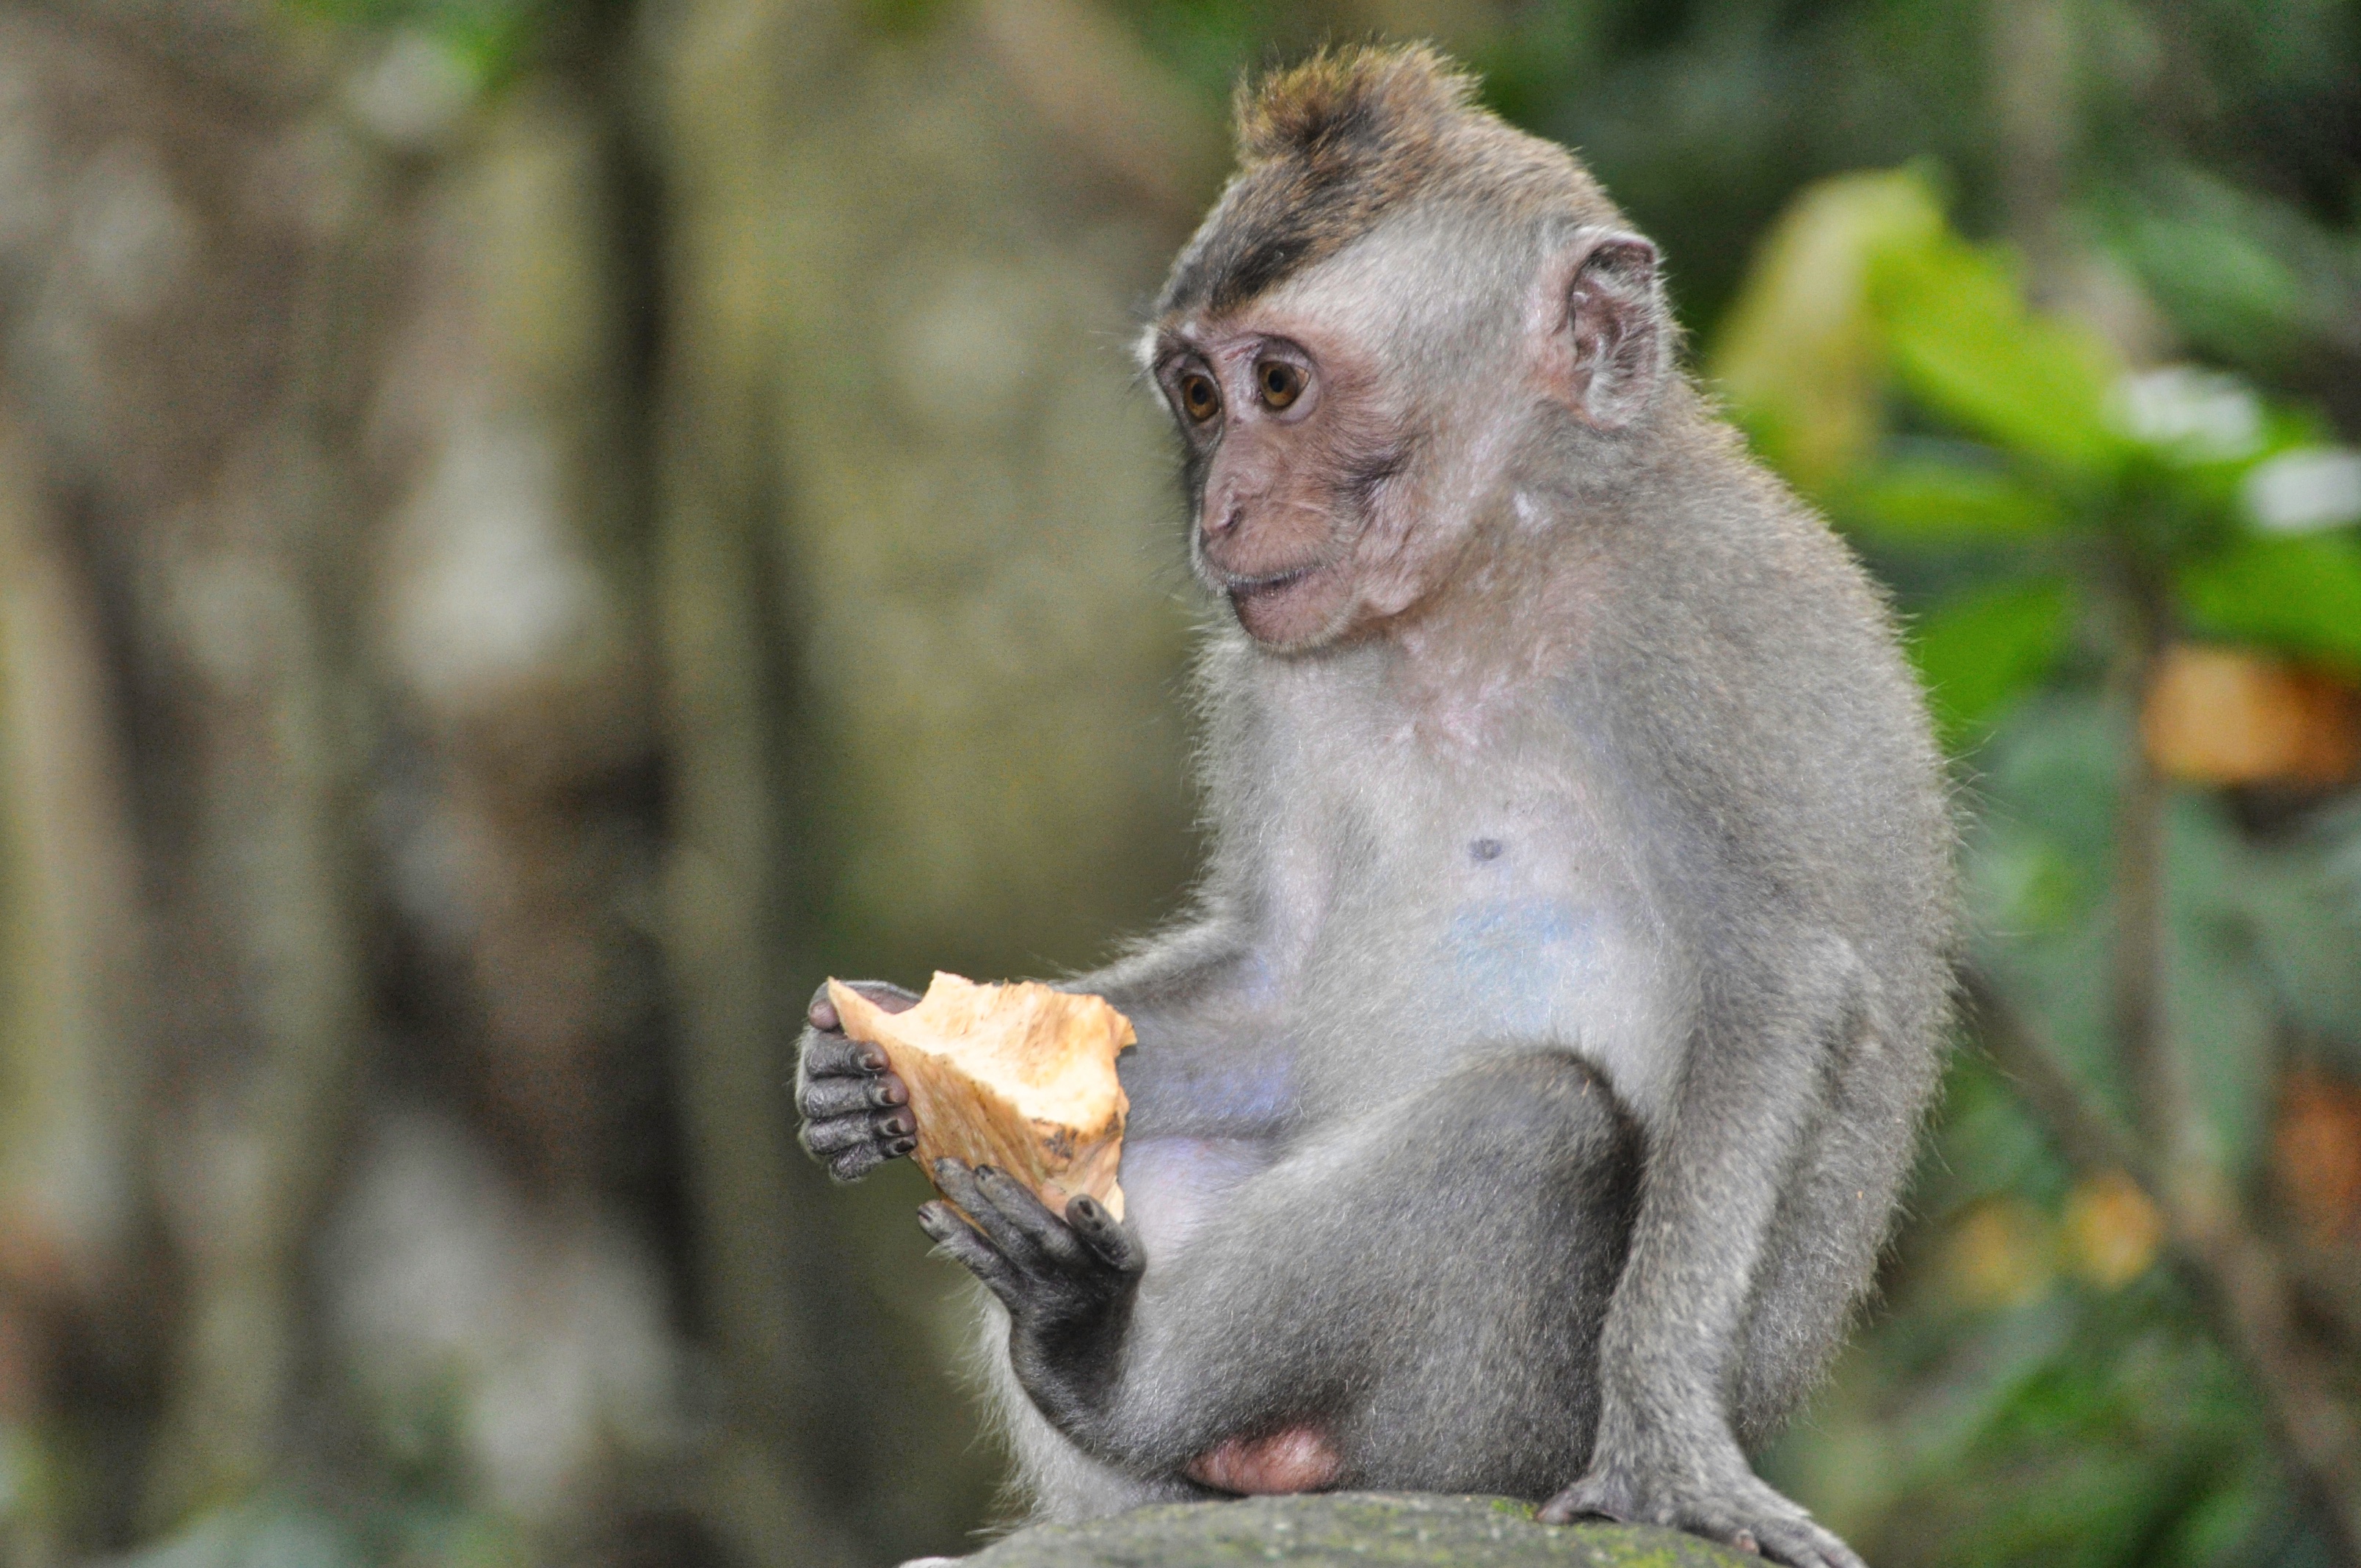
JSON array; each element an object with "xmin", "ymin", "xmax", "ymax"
[{"xmin": 1144, "ymin": 45, "xmax": 1672, "ymax": 651}]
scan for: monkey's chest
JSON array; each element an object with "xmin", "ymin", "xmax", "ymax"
[{"xmin": 1284, "ymin": 796, "xmax": 1690, "ymax": 1123}]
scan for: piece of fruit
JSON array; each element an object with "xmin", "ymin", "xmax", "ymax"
[{"xmin": 827, "ymin": 972, "xmax": 1136, "ymax": 1219}]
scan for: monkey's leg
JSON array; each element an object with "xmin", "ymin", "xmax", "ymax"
[
  {"xmin": 929, "ymin": 1049, "xmax": 1642, "ymax": 1514},
  {"xmin": 1730, "ymin": 1001, "xmax": 1939, "ymax": 1447},
  {"xmin": 1542, "ymin": 947, "xmax": 1871, "ymax": 1568}
]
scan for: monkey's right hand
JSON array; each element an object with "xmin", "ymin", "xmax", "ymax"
[
  {"xmin": 795, "ymin": 979, "xmax": 918, "ymax": 1181},
  {"xmin": 917, "ymin": 1158, "xmax": 1147, "ymax": 1445}
]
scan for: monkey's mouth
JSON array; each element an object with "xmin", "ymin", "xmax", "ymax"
[
  {"xmin": 1219, "ymin": 562, "xmax": 1343, "ymax": 646},
  {"xmin": 1222, "ymin": 565, "xmax": 1319, "ymax": 603}
]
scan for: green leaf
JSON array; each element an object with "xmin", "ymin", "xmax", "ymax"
[
  {"xmin": 1912, "ymin": 579, "xmax": 2077, "ymax": 747},
  {"xmin": 2176, "ymin": 532, "xmax": 2361, "ymax": 675},
  {"xmin": 1841, "ymin": 459, "xmax": 2071, "ymax": 543},
  {"xmin": 1871, "ymin": 239, "xmax": 2130, "ymax": 482},
  {"xmin": 1710, "ymin": 169, "xmax": 1949, "ymax": 492}
]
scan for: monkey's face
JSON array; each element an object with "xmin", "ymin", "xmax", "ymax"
[
  {"xmin": 1151, "ymin": 316, "xmax": 1412, "ymax": 650},
  {"xmin": 1149, "ymin": 214, "xmax": 1664, "ymax": 651}
]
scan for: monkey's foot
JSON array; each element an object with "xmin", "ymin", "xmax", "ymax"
[
  {"xmin": 1540, "ymin": 1465, "xmax": 1863, "ymax": 1568},
  {"xmin": 1186, "ymin": 1425, "xmax": 1341, "ymax": 1495}
]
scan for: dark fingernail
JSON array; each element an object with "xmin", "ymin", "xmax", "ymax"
[
  {"xmin": 891, "ymin": 1137, "xmax": 916, "ymax": 1156},
  {"xmin": 883, "ymin": 1113, "xmax": 913, "ymax": 1137},
  {"xmin": 859, "ymin": 1047, "xmax": 888, "ymax": 1073},
  {"xmin": 877, "ymin": 1081, "xmax": 906, "ymax": 1106},
  {"xmin": 810, "ymin": 999, "xmax": 838, "ymax": 1030}
]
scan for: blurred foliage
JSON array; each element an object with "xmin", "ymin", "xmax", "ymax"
[
  {"xmin": 1716, "ymin": 158, "xmax": 2361, "ymax": 1568},
  {"xmin": 1717, "ymin": 164, "xmax": 2361, "ymax": 736},
  {"xmin": 283, "ymin": 0, "xmax": 547, "ymax": 83}
]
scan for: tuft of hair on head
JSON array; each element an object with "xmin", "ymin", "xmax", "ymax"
[
  {"xmin": 1158, "ymin": 43, "xmax": 1608, "ymax": 319},
  {"xmin": 1233, "ymin": 40, "xmax": 1477, "ymax": 169}
]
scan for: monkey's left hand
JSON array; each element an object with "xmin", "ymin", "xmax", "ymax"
[
  {"xmin": 918, "ymin": 1159, "xmax": 1147, "ymax": 1435},
  {"xmin": 1541, "ymin": 1443, "xmax": 1865, "ymax": 1568}
]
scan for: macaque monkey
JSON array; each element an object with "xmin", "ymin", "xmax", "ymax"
[{"xmin": 797, "ymin": 44, "xmax": 1952, "ymax": 1568}]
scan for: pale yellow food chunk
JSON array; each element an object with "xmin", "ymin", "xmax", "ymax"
[{"xmin": 827, "ymin": 973, "xmax": 1136, "ymax": 1220}]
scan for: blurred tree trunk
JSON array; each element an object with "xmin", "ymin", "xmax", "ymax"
[
  {"xmin": 0, "ymin": 4, "xmax": 715, "ymax": 1558},
  {"xmin": 648, "ymin": 1, "xmax": 862, "ymax": 1562},
  {"xmin": 1988, "ymin": 0, "xmax": 2075, "ymax": 289},
  {"xmin": 646, "ymin": 0, "xmax": 1226, "ymax": 1558},
  {"xmin": 0, "ymin": 4, "xmax": 397, "ymax": 1538},
  {"xmin": 0, "ymin": 398, "xmax": 150, "ymax": 1565},
  {"xmin": 338, "ymin": 26, "xmax": 709, "ymax": 1555}
]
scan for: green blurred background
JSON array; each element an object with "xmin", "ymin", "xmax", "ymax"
[{"xmin": 0, "ymin": 0, "xmax": 2357, "ymax": 1564}]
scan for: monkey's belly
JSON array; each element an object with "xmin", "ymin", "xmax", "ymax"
[
  {"xmin": 1448, "ymin": 900, "xmax": 1682, "ymax": 1119},
  {"xmin": 1284, "ymin": 890, "xmax": 1687, "ymax": 1127},
  {"xmin": 1257, "ymin": 753, "xmax": 1691, "ymax": 1125},
  {"xmin": 1116, "ymin": 1136, "xmax": 1273, "ymax": 1260}
]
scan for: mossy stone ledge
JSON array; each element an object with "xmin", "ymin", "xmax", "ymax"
[{"xmin": 957, "ymin": 1492, "xmax": 1763, "ymax": 1567}]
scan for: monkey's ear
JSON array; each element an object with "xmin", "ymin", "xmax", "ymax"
[{"xmin": 1531, "ymin": 231, "xmax": 1667, "ymax": 429}]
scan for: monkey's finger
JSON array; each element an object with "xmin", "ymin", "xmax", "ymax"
[
  {"xmin": 802, "ymin": 1108, "xmax": 914, "ymax": 1157},
  {"xmin": 807, "ymin": 978, "xmax": 921, "ymax": 1034},
  {"xmin": 1671, "ymin": 1503, "xmax": 1752, "ymax": 1555},
  {"xmin": 799, "ymin": 1031, "xmax": 890, "ymax": 1081},
  {"xmin": 931, "ymin": 1161, "xmax": 1059, "ymax": 1268},
  {"xmin": 930, "ymin": 1162, "xmax": 1027, "ymax": 1256},
  {"xmin": 917, "ymin": 1201, "xmax": 1020, "ymax": 1300},
  {"xmin": 1744, "ymin": 1516, "xmax": 1861, "ymax": 1568},
  {"xmin": 1537, "ymin": 1476, "xmax": 1631, "ymax": 1527},
  {"xmin": 799, "ymin": 1072, "xmax": 908, "ymax": 1120},
  {"xmin": 823, "ymin": 1140, "xmax": 896, "ymax": 1182},
  {"xmin": 970, "ymin": 1165, "xmax": 1095, "ymax": 1270},
  {"xmin": 1065, "ymin": 1196, "xmax": 1146, "ymax": 1276},
  {"xmin": 929, "ymin": 1158, "xmax": 995, "ymax": 1225}
]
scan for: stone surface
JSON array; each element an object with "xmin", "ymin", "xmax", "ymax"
[{"xmin": 960, "ymin": 1492, "xmax": 1762, "ymax": 1567}]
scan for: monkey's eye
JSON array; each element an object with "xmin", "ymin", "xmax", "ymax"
[
  {"xmin": 1178, "ymin": 371, "xmax": 1221, "ymax": 424},
  {"xmin": 1256, "ymin": 360, "xmax": 1305, "ymax": 410}
]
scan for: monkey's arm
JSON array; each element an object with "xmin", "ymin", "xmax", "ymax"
[
  {"xmin": 1065, "ymin": 909, "xmax": 1250, "ymax": 1009},
  {"xmin": 1540, "ymin": 941, "xmax": 1871, "ymax": 1568},
  {"xmin": 1062, "ymin": 910, "xmax": 1300, "ymax": 1139}
]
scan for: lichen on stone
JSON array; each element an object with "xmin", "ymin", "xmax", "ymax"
[{"xmin": 960, "ymin": 1492, "xmax": 1762, "ymax": 1567}]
